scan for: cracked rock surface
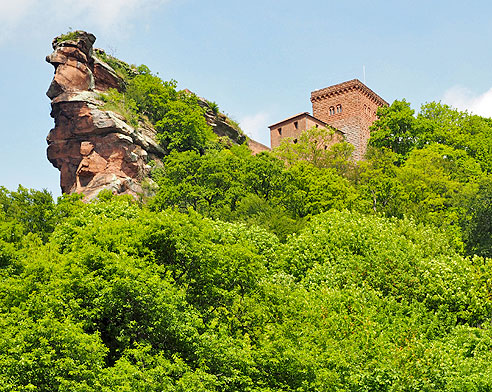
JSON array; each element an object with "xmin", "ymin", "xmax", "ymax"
[
  {"xmin": 46, "ymin": 31, "xmax": 163, "ymax": 200},
  {"xmin": 46, "ymin": 31, "xmax": 269, "ymax": 200}
]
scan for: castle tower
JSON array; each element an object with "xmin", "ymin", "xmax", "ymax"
[{"xmin": 310, "ymin": 79, "xmax": 388, "ymax": 160}]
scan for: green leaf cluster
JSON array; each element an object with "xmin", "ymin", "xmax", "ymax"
[
  {"xmin": 150, "ymin": 145, "xmax": 357, "ymax": 239},
  {"xmin": 148, "ymin": 111, "xmax": 492, "ymax": 257},
  {"xmin": 366, "ymin": 100, "xmax": 492, "ymax": 255},
  {"xmin": 55, "ymin": 31, "xmax": 81, "ymax": 44},
  {"xmin": 98, "ymin": 63, "xmax": 215, "ymax": 153},
  {"xmin": 1, "ymin": 191, "xmax": 492, "ymax": 390},
  {"xmin": 370, "ymin": 100, "xmax": 492, "ymax": 172}
]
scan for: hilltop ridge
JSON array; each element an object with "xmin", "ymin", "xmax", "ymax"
[{"xmin": 46, "ymin": 31, "xmax": 267, "ymax": 200}]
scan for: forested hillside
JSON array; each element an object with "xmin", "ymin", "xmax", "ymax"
[{"xmin": 1, "ymin": 62, "xmax": 492, "ymax": 390}]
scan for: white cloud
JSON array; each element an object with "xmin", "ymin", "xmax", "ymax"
[
  {"xmin": 442, "ymin": 86, "xmax": 492, "ymax": 118},
  {"xmin": 0, "ymin": 0, "xmax": 37, "ymax": 42},
  {"xmin": 0, "ymin": 0, "xmax": 170, "ymax": 45},
  {"xmin": 52, "ymin": 0, "xmax": 169, "ymax": 31},
  {"xmin": 0, "ymin": 0, "xmax": 36, "ymax": 23},
  {"xmin": 239, "ymin": 112, "xmax": 271, "ymax": 147}
]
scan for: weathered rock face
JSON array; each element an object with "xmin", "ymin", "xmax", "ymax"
[
  {"xmin": 46, "ymin": 31, "xmax": 164, "ymax": 200},
  {"xmin": 197, "ymin": 96, "xmax": 270, "ymax": 154},
  {"xmin": 46, "ymin": 31, "xmax": 268, "ymax": 200}
]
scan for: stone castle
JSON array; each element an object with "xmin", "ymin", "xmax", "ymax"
[{"xmin": 269, "ymin": 79, "xmax": 388, "ymax": 160}]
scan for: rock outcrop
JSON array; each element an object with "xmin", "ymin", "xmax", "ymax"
[
  {"xmin": 46, "ymin": 31, "xmax": 164, "ymax": 200},
  {"xmin": 197, "ymin": 97, "xmax": 269, "ymax": 154},
  {"xmin": 46, "ymin": 31, "xmax": 268, "ymax": 200}
]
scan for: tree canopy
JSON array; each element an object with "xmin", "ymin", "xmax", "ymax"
[
  {"xmin": 2, "ymin": 190, "xmax": 492, "ymax": 391},
  {"xmin": 3, "ymin": 55, "xmax": 492, "ymax": 389}
]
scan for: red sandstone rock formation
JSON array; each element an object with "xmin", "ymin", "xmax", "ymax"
[
  {"xmin": 46, "ymin": 31, "xmax": 268, "ymax": 200},
  {"xmin": 46, "ymin": 31, "xmax": 164, "ymax": 200}
]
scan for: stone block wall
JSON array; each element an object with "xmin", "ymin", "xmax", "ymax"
[
  {"xmin": 270, "ymin": 113, "xmax": 334, "ymax": 149},
  {"xmin": 311, "ymin": 79, "xmax": 387, "ymax": 160}
]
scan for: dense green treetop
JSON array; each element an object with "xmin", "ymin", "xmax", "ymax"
[
  {"xmin": 100, "ymin": 64, "xmax": 216, "ymax": 154},
  {"xmin": 1, "ymin": 190, "xmax": 492, "ymax": 390},
  {"xmin": 370, "ymin": 100, "xmax": 492, "ymax": 172}
]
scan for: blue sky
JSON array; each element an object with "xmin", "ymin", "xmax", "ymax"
[{"xmin": 1, "ymin": 0, "xmax": 491, "ymax": 197}]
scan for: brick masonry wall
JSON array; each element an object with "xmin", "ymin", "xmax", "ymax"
[
  {"xmin": 357, "ymin": 91, "xmax": 380, "ymax": 158},
  {"xmin": 311, "ymin": 81, "xmax": 385, "ymax": 160},
  {"xmin": 270, "ymin": 119, "xmax": 300, "ymax": 149},
  {"xmin": 247, "ymin": 138, "xmax": 270, "ymax": 154},
  {"xmin": 270, "ymin": 114, "xmax": 331, "ymax": 149},
  {"xmin": 312, "ymin": 89, "xmax": 363, "ymax": 159}
]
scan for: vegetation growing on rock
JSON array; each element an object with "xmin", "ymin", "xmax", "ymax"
[
  {"xmin": 93, "ymin": 49, "xmax": 138, "ymax": 83},
  {"xmin": 97, "ymin": 61, "xmax": 246, "ymax": 155},
  {"xmin": 54, "ymin": 30, "xmax": 82, "ymax": 44},
  {"xmin": 97, "ymin": 65, "xmax": 215, "ymax": 153}
]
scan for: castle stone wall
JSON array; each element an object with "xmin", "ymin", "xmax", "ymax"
[
  {"xmin": 311, "ymin": 79, "xmax": 387, "ymax": 160},
  {"xmin": 269, "ymin": 113, "xmax": 340, "ymax": 149}
]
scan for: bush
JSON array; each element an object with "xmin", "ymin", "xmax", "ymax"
[
  {"xmin": 100, "ymin": 88, "xmax": 139, "ymax": 127},
  {"xmin": 156, "ymin": 97, "xmax": 214, "ymax": 153},
  {"xmin": 55, "ymin": 31, "xmax": 81, "ymax": 44}
]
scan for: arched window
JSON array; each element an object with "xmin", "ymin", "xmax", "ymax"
[
  {"xmin": 329, "ymin": 106, "xmax": 335, "ymax": 115},
  {"xmin": 336, "ymin": 104, "xmax": 342, "ymax": 114}
]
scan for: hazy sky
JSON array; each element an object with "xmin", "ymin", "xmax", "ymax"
[{"xmin": 1, "ymin": 0, "xmax": 491, "ymax": 197}]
